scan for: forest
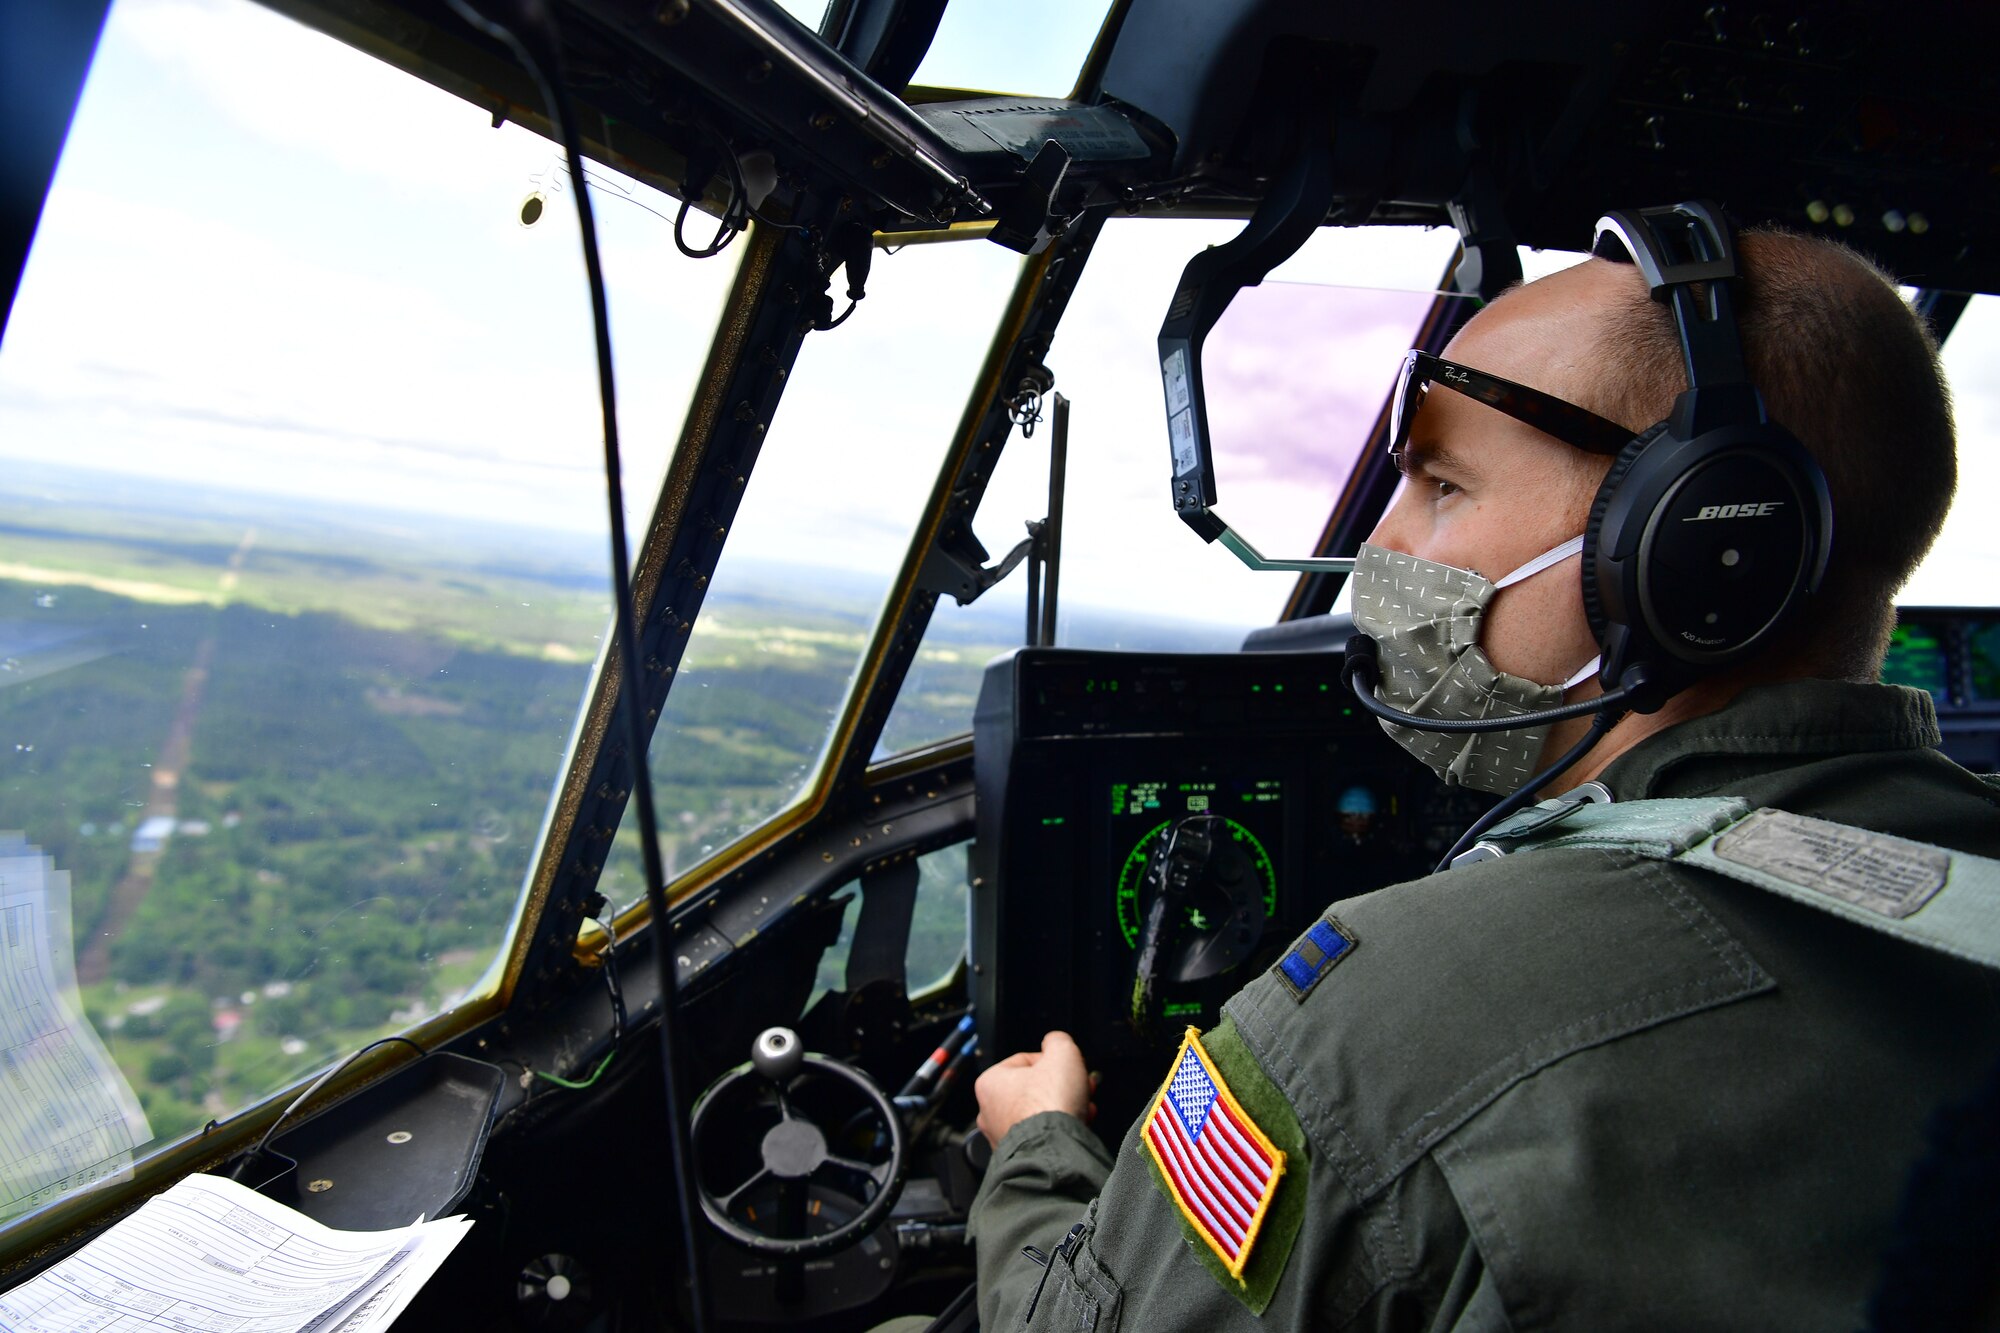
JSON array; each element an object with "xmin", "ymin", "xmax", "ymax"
[
  {"xmin": 0, "ymin": 474, "xmax": 1005, "ymax": 1162},
  {"xmin": 0, "ymin": 460, "xmax": 1220, "ymax": 1183}
]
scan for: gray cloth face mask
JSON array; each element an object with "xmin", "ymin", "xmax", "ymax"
[{"xmin": 1349, "ymin": 538, "xmax": 1601, "ymax": 795}]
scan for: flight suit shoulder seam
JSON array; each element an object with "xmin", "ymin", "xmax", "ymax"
[
  {"xmin": 1631, "ymin": 852, "xmax": 1765, "ymax": 989},
  {"xmin": 1242, "ymin": 850, "xmax": 1776, "ymax": 1202},
  {"xmin": 1371, "ymin": 971, "xmax": 1758, "ymax": 1173},
  {"xmin": 1368, "ymin": 849, "xmax": 1775, "ymax": 1174},
  {"xmin": 1231, "ymin": 985, "xmax": 1373, "ymax": 1193}
]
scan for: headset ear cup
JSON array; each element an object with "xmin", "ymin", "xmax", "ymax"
[{"xmin": 1581, "ymin": 422, "xmax": 1671, "ymax": 644}]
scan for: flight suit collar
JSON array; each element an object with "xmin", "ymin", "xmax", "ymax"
[{"xmin": 1596, "ymin": 678, "xmax": 1941, "ymax": 800}]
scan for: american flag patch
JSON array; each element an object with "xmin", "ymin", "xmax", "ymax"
[{"xmin": 1141, "ymin": 1028, "xmax": 1287, "ymax": 1279}]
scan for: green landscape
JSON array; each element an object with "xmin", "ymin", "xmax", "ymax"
[
  {"xmin": 0, "ymin": 463, "xmax": 999, "ymax": 1180},
  {"xmin": 0, "ymin": 461, "xmax": 1228, "ymax": 1215}
]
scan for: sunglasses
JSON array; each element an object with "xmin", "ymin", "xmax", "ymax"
[{"xmin": 1389, "ymin": 349, "xmax": 1632, "ymax": 464}]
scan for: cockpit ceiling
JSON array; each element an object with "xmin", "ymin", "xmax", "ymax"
[
  {"xmin": 265, "ymin": 0, "xmax": 2000, "ymax": 292},
  {"xmin": 1098, "ymin": 0, "xmax": 2000, "ymax": 291}
]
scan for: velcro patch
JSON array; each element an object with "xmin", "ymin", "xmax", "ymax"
[
  {"xmin": 1272, "ymin": 914, "xmax": 1356, "ymax": 1001},
  {"xmin": 1140, "ymin": 1029, "xmax": 1286, "ymax": 1281},
  {"xmin": 1713, "ymin": 808, "xmax": 1948, "ymax": 919}
]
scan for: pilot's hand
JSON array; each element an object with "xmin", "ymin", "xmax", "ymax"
[{"xmin": 975, "ymin": 1030, "xmax": 1097, "ymax": 1146}]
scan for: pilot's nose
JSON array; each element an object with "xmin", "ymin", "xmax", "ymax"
[{"xmin": 1363, "ymin": 484, "xmax": 1417, "ymax": 555}]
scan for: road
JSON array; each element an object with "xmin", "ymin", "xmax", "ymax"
[{"xmin": 77, "ymin": 529, "xmax": 255, "ymax": 986}]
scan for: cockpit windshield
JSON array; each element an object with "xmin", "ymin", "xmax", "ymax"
[
  {"xmin": 7, "ymin": 0, "xmax": 2000, "ymax": 1259},
  {"xmin": 873, "ymin": 220, "xmax": 1465, "ymax": 757},
  {"xmin": 0, "ymin": 0, "xmax": 742, "ymax": 1211},
  {"xmin": 1908, "ymin": 294, "xmax": 2000, "ymax": 603},
  {"xmin": 910, "ymin": 0, "xmax": 1115, "ymax": 96},
  {"xmin": 594, "ymin": 237, "xmax": 1026, "ymax": 910}
]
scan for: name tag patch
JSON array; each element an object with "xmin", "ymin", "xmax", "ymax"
[
  {"xmin": 1713, "ymin": 809, "xmax": 1949, "ymax": 919},
  {"xmin": 1273, "ymin": 914, "xmax": 1356, "ymax": 1001}
]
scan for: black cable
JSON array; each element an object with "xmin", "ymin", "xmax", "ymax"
[
  {"xmin": 1433, "ymin": 705, "xmax": 1626, "ymax": 873},
  {"xmin": 444, "ymin": 4, "xmax": 712, "ymax": 1327},
  {"xmin": 674, "ymin": 194, "xmax": 739, "ymax": 259},
  {"xmin": 669, "ymin": 124, "xmax": 773, "ymax": 259},
  {"xmin": 689, "ymin": 119, "xmax": 813, "ymax": 236},
  {"xmin": 597, "ymin": 916, "xmax": 627, "ymax": 1047},
  {"xmin": 238, "ymin": 1035, "xmax": 428, "ymax": 1172},
  {"xmin": 1343, "ymin": 636, "xmax": 1632, "ymax": 733},
  {"xmin": 560, "ymin": 149, "xmax": 802, "ymax": 244}
]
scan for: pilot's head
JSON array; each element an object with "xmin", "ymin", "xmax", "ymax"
[{"xmin": 1366, "ymin": 230, "xmax": 1956, "ymax": 709}]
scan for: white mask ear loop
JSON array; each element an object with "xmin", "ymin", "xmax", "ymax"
[
  {"xmin": 1489, "ymin": 534, "xmax": 1600, "ymax": 689},
  {"xmin": 1562, "ymin": 655, "xmax": 1603, "ymax": 690},
  {"xmin": 1492, "ymin": 534, "xmax": 1585, "ymax": 589}
]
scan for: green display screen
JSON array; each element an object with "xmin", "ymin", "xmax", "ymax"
[
  {"xmin": 1882, "ymin": 622, "xmax": 1950, "ymax": 699},
  {"xmin": 1969, "ymin": 623, "xmax": 2000, "ymax": 703}
]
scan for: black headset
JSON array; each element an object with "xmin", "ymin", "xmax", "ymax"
[
  {"xmin": 1339, "ymin": 201, "xmax": 1835, "ymax": 865},
  {"xmin": 1581, "ymin": 201, "xmax": 1833, "ymax": 709}
]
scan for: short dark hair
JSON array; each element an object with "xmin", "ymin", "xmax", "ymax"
[{"xmin": 1583, "ymin": 229, "xmax": 1957, "ymax": 681}]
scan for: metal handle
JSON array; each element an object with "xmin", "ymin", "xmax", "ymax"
[{"xmin": 1215, "ymin": 523, "xmax": 1356, "ymax": 574}]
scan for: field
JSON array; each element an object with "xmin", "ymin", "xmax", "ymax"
[
  {"xmin": 0, "ymin": 486, "xmax": 610, "ymax": 1157},
  {"xmin": 0, "ymin": 462, "xmax": 1220, "ymax": 1207},
  {"xmin": 0, "ymin": 464, "xmax": 994, "ymax": 1182}
]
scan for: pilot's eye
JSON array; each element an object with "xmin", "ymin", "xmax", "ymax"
[{"xmin": 1432, "ymin": 478, "xmax": 1461, "ymax": 500}]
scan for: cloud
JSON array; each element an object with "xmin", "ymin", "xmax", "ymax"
[
  {"xmin": 1204, "ymin": 283, "xmax": 1444, "ymax": 489},
  {"xmin": 15, "ymin": 5, "xmax": 1998, "ymax": 633},
  {"xmin": 950, "ymin": 219, "xmax": 1463, "ymax": 621},
  {"xmin": 113, "ymin": 0, "xmax": 526, "ymax": 195}
]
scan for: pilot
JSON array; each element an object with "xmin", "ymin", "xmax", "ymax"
[{"xmin": 966, "ymin": 224, "xmax": 1998, "ymax": 1328}]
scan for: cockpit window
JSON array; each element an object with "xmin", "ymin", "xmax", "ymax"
[
  {"xmin": 598, "ymin": 238, "xmax": 1024, "ymax": 910},
  {"xmin": 872, "ymin": 220, "xmax": 1461, "ymax": 758},
  {"xmin": 909, "ymin": 0, "xmax": 1114, "ymax": 95},
  {"xmin": 0, "ymin": 0, "xmax": 742, "ymax": 1219},
  {"xmin": 808, "ymin": 840, "xmax": 969, "ymax": 1008},
  {"xmin": 1511, "ymin": 261, "xmax": 2000, "ymax": 607},
  {"xmin": 773, "ymin": 0, "xmax": 833, "ymax": 31},
  {"xmin": 1903, "ymin": 294, "xmax": 1999, "ymax": 605}
]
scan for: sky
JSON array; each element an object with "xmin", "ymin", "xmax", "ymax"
[{"xmin": 1, "ymin": 0, "xmax": 1993, "ymax": 632}]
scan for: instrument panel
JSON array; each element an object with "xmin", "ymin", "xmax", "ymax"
[
  {"xmin": 1884, "ymin": 608, "xmax": 2000, "ymax": 771},
  {"xmin": 970, "ymin": 648, "xmax": 1481, "ymax": 1140}
]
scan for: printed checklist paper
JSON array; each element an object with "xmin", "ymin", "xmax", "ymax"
[
  {"xmin": 0, "ymin": 1173, "xmax": 471, "ymax": 1333},
  {"xmin": 0, "ymin": 836, "xmax": 151, "ymax": 1221}
]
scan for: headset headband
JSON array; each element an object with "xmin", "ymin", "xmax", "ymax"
[
  {"xmin": 1591, "ymin": 203, "xmax": 1766, "ymax": 438},
  {"xmin": 1579, "ymin": 200, "xmax": 1832, "ymax": 706}
]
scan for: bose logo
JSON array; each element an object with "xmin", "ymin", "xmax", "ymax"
[{"xmin": 1683, "ymin": 502, "xmax": 1784, "ymax": 521}]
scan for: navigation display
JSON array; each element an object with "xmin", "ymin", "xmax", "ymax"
[
  {"xmin": 972, "ymin": 646, "xmax": 1467, "ymax": 1143},
  {"xmin": 1970, "ymin": 622, "xmax": 2000, "ymax": 704},
  {"xmin": 1107, "ymin": 777, "xmax": 1283, "ymax": 951},
  {"xmin": 1882, "ymin": 620, "xmax": 1950, "ymax": 700}
]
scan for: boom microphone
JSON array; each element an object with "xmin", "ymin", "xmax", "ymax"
[{"xmin": 1341, "ymin": 634, "xmax": 1643, "ymax": 732}]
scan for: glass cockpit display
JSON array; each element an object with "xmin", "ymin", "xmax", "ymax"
[
  {"xmin": 1110, "ymin": 777, "xmax": 1282, "ymax": 954},
  {"xmin": 971, "ymin": 647, "xmax": 1466, "ymax": 1140},
  {"xmin": 1883, "ymin": 620, "xmax": 1951, "ymax": 701}
]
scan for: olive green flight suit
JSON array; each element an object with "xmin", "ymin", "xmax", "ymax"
[{"xmin": 969, "ymin": 680, "xmax": 2000, "ymax": 1330}]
